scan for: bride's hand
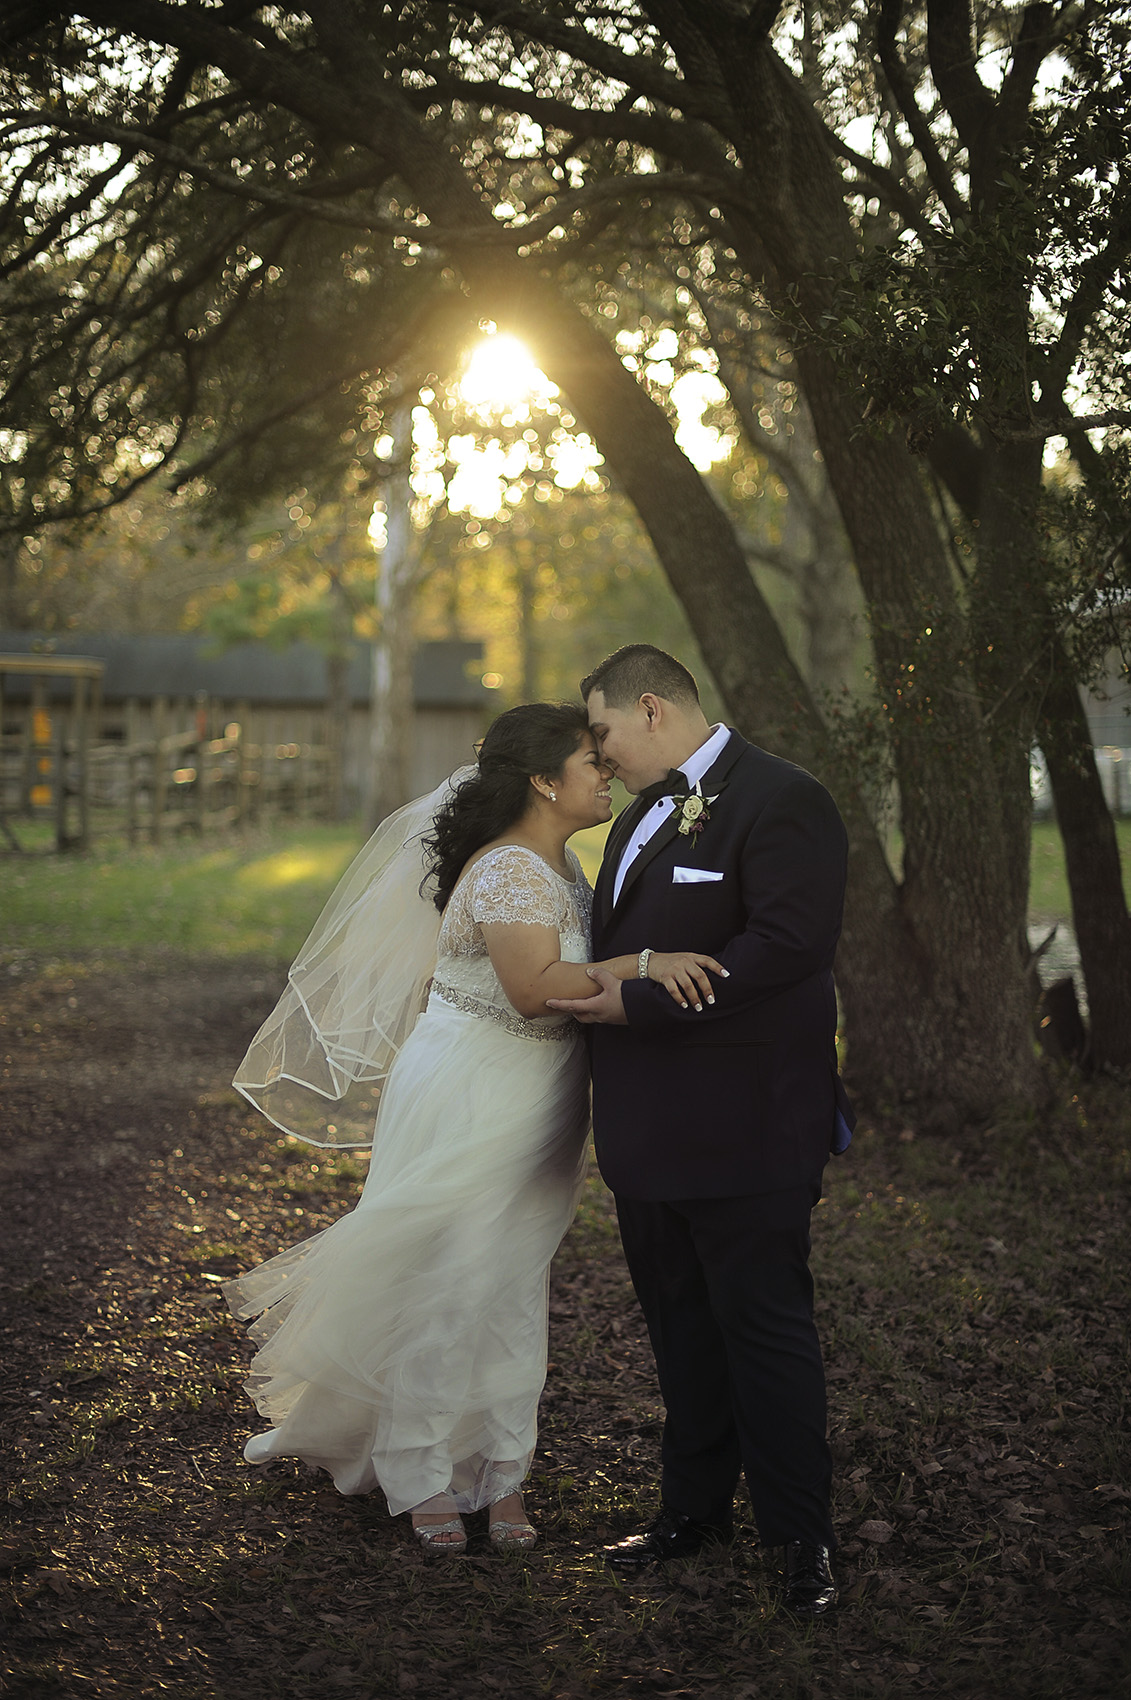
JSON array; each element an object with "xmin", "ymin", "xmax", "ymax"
[{"xmin": 647, "ymin": 951, "xmax": 728, "ymax": 1011}]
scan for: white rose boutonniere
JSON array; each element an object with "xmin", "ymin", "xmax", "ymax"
[{"xmin": 673, "ymin": 782, "xmax": 717, "ymax": 850}]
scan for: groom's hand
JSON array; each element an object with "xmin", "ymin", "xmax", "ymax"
[{"xmin": 546, "ymin": 966, "xmax": 627, "ymax": 1024}]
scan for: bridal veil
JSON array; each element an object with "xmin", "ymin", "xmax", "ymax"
[{"xmin": 233, "ymin": 767, "xmax": 474, "ymax": 1147}]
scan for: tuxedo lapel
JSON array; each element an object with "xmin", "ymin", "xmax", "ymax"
[
  {"xmin": 596, "ymin": 795, "xmax": 648, "ymax": 926},
  {"xmin": 613, "ymin": 807, "xmax": 682, "ymax": 908}
]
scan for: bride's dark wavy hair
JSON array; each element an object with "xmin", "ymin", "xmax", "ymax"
[{"xmin": 423, "ymin": 701, "xmax": 590, "ymax": 911}]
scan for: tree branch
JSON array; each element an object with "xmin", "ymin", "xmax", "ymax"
[
  {"xmin": 926, "ymin": 0, "xmax": 996, "ymax": 167},
  {"xmin": 0, "ymin": 145, "xmax": 127, "ymax": 282},
  {"xmin": 1045, "ymin": 171, "xmax": 1131, "ymax": 396},
  {"xmin": 0, "ymin": 109, "xmax": 398, "ymax": 234},
  {"xmin": 168, "ymin": 368, "xmax": 367, "ymax": 491},
  {"xmin": 874, "ymin": 0, "xmax": 967, "ymax": 224},
  {"xmin": 1000, "ymin": 2, "xmax": 1065, "ymax": 135},
  {"xmin": 449, "ymin": 0, "xmax": 719, "ymax": 125},
  {"xmin": 825, "ymin": 129, "xmax": 936, "ymax": 243},
  {"xmin": 4, "ymin": 103, "xmax": 748, "ymax": 259},
  {"xmin": 1011, "ymin": 408, "xmax": 1131, "ymax": 440},
  {"xmin": 419, "ymin": 72, "xmax": 714, "ymax": 169},
  {"xmin": 633, "ymin": 0, "xmax": 737, "ymax": 126}
]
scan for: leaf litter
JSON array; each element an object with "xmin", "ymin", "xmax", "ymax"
[{"xmin": 1, "ymin": 952, "xmax": 1128, "ymax": 1699}]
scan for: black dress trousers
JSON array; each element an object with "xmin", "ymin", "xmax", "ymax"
[{"xmin": 613, "ymin": 1186, "xmax": 835, "ymax": 1550}]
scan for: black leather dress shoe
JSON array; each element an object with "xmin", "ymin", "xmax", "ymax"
[
  {"xmin": 604, "ymin": 1508, "xmax": 734, "ymax": 1573},
  {"xmin": 781, "ymin": 1541, "xmax": 837, "ymax": 1617}
]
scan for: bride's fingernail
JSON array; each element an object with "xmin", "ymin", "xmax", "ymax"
[
  {"xmin": 707, "ymin": 995, "xmax": 715, "ymax": 1004},
  {"xmin": 721, "ymin": 969, "xmax": 731, "ymax": 977},
  {"xmin": 694, "ymin": 1002, "xmax": 702, "ymax": 1011}
]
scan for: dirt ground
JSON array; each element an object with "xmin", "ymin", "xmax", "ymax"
[{"xmin": 1, "ymin": 952, "xmax": 1128, "ymax": 1699}]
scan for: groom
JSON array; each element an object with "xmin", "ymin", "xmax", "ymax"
[{"xmin": 548, "ymin": 645, "xmax": 852, "ymax": 1618}]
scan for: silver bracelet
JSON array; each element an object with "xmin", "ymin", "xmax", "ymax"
[{"xmin": 637, "ymin": 948, "xmax": 654, "ymax": 980}]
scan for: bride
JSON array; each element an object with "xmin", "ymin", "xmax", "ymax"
[{"xmin": 225, "ymin": 702, "xmax": 723, "ymax": 1554}]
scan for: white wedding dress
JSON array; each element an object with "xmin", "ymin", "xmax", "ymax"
[{"xmin": 225, "ymin": 845, "xmax": 592, "ymax": 1515}]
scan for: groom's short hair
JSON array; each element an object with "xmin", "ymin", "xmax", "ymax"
[{"xmin": 581, "ymin": 645, "xmax": 700, "ymax": 710}]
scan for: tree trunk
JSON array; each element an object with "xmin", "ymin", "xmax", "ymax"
[
  {"xmin": 703, "ymin": 38, "xmax": 1040, "ymax": 1116},
  {"xmin": 1039, "ymin": 642, "xmax": 1131, "ymax": 1073},
  {"xmin": 797, "ymin": 545, "xmax": 861, "ymax": 702},
  {"xmin": 368, "ymin": 402, "xmax": 417, "ymax": 830},
  {"xmin": 512, "ymin": 514, "xmax": 539, "ymax": 700},
  {"xmin": 709, "ymin": 323, "xmax": 862, "ymax": 701},
  {"xmin": 0, "ymin": 534, "xmax": 21, "ymax": 627},
  {"xmin": 321, "ymin": 539, "xmax": 358, "ymax": 822},
  {"xmin": 324, "ymin": 644, "xmax": 351, "ymax": 822}
]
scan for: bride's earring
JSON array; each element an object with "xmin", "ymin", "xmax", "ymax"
[{"xmin": 549, "ymin": 790, "xmax": 557, "ymax": 802}]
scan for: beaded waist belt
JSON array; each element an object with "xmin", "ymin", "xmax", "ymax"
[{"xmin": 431, "ymin": 980, "xmax": 575, "ymax": 1043}]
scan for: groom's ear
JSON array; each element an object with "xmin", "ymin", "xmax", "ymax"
[{"xmin": 639, "ymin": 692, "xmax": 664, "ymax": 727}]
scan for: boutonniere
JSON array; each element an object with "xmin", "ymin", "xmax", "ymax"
[{"xmin": 672, "ymin": 782, "xmax": 718, "ymax": 850}]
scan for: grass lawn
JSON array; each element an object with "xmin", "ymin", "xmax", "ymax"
[
  {"xmin": 1, "ymin": 821, "xmax": 363, "ymax": 961},
  {"xmin": 5, "ymin": 814, "xmax": 1125, "ymax": 965}
]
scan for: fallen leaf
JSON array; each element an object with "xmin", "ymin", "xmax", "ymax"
[{"xmin": 295, "ymin": 1649, "xmax": 331, "ymax": 1673}]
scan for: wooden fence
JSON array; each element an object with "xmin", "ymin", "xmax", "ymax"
[
  {"xmin": 86, "ymin": 723, "xmax": 335, "ymax": 845},
  {"xmin": 1, "ymin": 689, "xmax": 336, "ymax": 851}
]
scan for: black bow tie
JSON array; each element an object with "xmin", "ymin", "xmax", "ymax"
[{"xmin": 638, "ymin": 768, "xmax": 689, "ymax": 805}]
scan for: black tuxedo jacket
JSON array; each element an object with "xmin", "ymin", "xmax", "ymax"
[{"xmin": 589, "ymin": 731, "xmax": 852, "ymax": 1201}]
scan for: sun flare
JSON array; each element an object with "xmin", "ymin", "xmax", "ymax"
[{"xmin": 458, "ymin": 333, "xmax": 557, "ymax": 412}]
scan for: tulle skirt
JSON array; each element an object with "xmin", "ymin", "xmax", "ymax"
[{"xmin": 225, "ymin": 994, "xmax": 590, "ymax": 1514}]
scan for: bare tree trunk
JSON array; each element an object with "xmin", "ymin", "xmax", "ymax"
[
  {"xmin": 319, "ymin": 535, "xmax": 359, "ymax": 822},
  {"xmin": 797, "ymin": 546, "xmax": 861, "ymax": 701},
  {"xmin": 0, "ymin": 534, "xmax": 21, "ymax": 628},
  {"xmin": 1040, "ymin": 641, "xmax": 1131, "ymax": 1073},
  {"xmin": 756, "ymin": 446, "xmax": 861, "ymax": 705},
  {"xmin": 696, "ymin": 33, "xmax": 1041, "ymax": 1117},
  {"xmin": 325, "ymin": 645, "xmax": 351, "ymax": 821},
  {"xmin": 367, "ymin": 402, "xmax": 417, "ymax": 830},
  {"xmin": 705, "ymin": 305, "xmax": 862, "ymax": 702},
  {"xmin": 517, "ymin": 562, "xmax": 538, "ymax": 702}
]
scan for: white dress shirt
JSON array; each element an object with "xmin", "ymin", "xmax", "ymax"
[{"xmin": 612, "ymin": 723, "xmax": 731, "ymax": 904}]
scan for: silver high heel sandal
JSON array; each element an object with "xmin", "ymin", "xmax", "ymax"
[
  {"xmin": 410, "ymin": 1499, "xmax": 467, "ymax": 1556},
  {"xmin": 488, "ymin": 1492, "xmax": 537, "ymax": 1549}
]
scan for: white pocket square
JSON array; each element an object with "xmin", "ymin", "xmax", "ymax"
[{"xmin": 672, "ymin": 866, "xmax": 724, "ymax": 884}]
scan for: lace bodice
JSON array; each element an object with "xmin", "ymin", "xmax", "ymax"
[{"xmin": 432, "ymin": 845, "xmax": 593, "ymax": 1041}]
